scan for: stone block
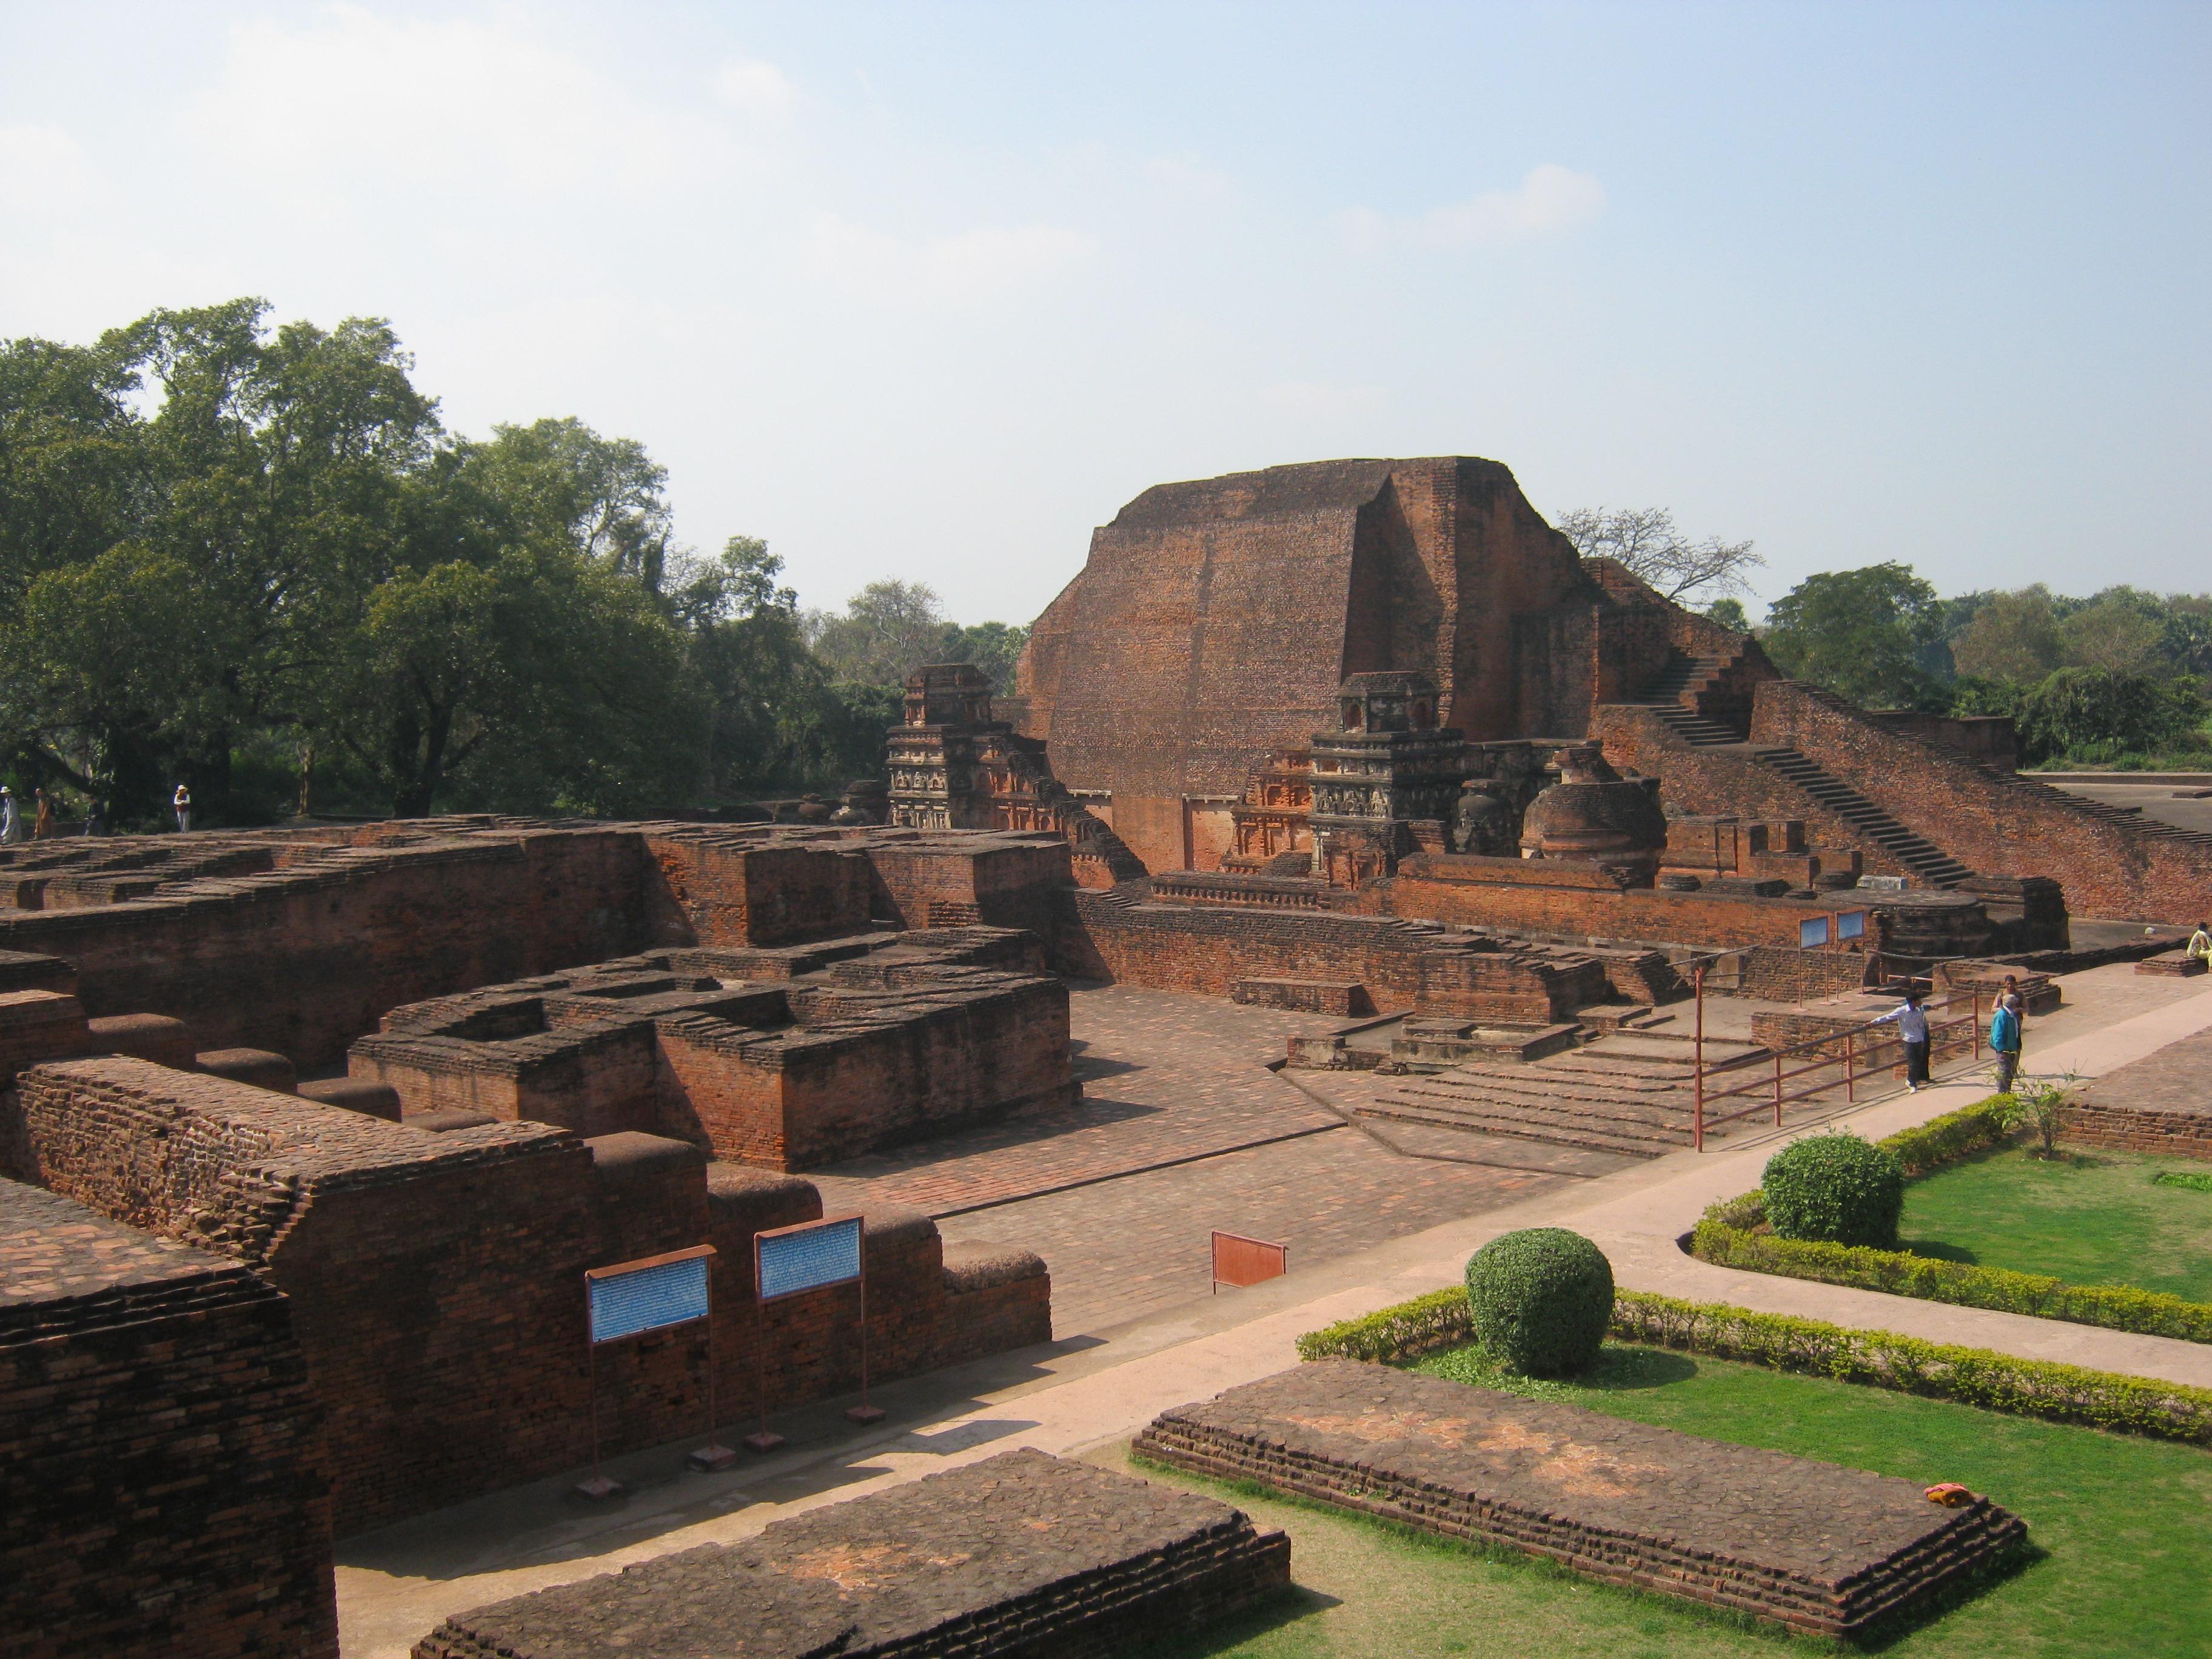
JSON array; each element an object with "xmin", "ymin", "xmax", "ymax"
[
  {"xmin": 298, "ymin": 1076, "xmax": 404, "ymax": 1119},
  {"xmin": 86, "ymin": 1012, "xmax": 196, "ymax": 1070},
  {"xmin": 413, "ymin": 1449, "xmax": 1288, "ymax": 1659},
  {"xmin": 1136, "ymin": 1361, "xmax": 2023, "ymax": 1637},
  {"xmin": 195, "ymin": 1046, "xmax": 299, "ymax": 1093}
]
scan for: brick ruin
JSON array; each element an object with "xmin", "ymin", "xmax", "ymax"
[
  {"xmin": 1011, "ymin": 455, "xmax": 2212, "ymax": 925},
  {"xmin": 4, "ymin": 449, "xmax": 2207, "ymax": 1655}
]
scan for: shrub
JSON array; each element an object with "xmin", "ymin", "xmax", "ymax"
[
  {"xmin": 1463, "ymin": 1228, "xmax": 1614, "ymax": 1377},
  {"xmin": 1881, "ymin": 1096, "xmax": 2014, "ymax": 1176},
  {"xmin": 1761, "ymin": 1131, "xmax": 1904, "ymax": 1247},
  {"xmin": 1995, "ymin": 1072, "xmax": 2077, "ymax": 1158},
  {"xmin": 1295, "ymin": 1287, "xmax": 1471, "ymax": 1364}
]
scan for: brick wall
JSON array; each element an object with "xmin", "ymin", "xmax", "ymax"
[
  {"xmin": 1753, "ymin": 680, "xmax": 2212, "ymax": 922},
  {"xmin": 6, "ymin": 1059, "xmax": 1050, "ymax": 1534},
  {"xmin": 2, "ymin": 1179, "xmax": 338, "ymax": 1658}
]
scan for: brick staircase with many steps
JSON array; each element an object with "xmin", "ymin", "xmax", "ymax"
[{"xmin": 1349, "ymin": 1028, "xmax": 1769, "ymax": 1161}]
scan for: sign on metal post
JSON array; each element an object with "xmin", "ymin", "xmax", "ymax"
[
  {"xmin": 746, "ymin": 1215, "xmax": 879, "ymax": 1453},
  {"xmin": 1212, "ymin": 1231, "xmax": 1289, "ymax": 1293},
  {"xmin": 575, "ymin": 1245, "xmax": 726, "ymax": 1499}
]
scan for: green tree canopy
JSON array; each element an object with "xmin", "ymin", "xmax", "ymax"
[{"xmin": 1761, "ymin": 562, "xmax": 1946, "ymax": 708}]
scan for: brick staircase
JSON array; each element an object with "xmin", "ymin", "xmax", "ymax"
[
  {"xmin": 1628, "ymin": 650, "xmax": 1752, "ymax": 744},
  {"xmin": 1350, "ymin": 1030, "xmax": 1768, "ymax": 1159},
  {"xmin": 1747, "ymin": 748, "xmax": 1976, "ymax": 886}
]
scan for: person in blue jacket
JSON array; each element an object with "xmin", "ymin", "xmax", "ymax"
[{"xmin": 1990, "ymin": 992, "xmax": 2023, "ymax": 1094}]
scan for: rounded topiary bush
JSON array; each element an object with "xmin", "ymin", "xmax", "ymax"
[
  {"xmin": 1760, "ymin": 1131, "xmax": 1905, "ymax": 1247},
  {"xmin": 1463, "ymin": 1228, "xmax": 1615, "ymax": 1376}
]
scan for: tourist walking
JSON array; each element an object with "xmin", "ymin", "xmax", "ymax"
[
  {"xmin": 0, "ymin": 787, "xmax": 16, "ymax": 843},
  {"xmin": 1990, "ymin": 992, "xmax": 2023, "ymax": 1094},
  {"xmin": 172, "ymin": 783, "xmax": 192, "ymax": 834},
  {"xmin": 2190, "ymin": 921, "xmax": 2211, "ymax": 964},
  {"xmin": 83, "ymin": 798, "xmax": 104, "ymax": 837},
  {"xmin": 1875, "ymin": 988, "xmax": 1932, "ymax": 1091},
  {"xmin": 32, "ymin": 788, "xmax": 52, "ymax": 840}
]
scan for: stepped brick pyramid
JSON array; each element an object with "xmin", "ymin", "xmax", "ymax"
[
  {"xmin": 414, "ymin": 1448, "xmax": 1289, "ymax": 1659},
  {"xmin": 1136, "ymin": 1361, "xmax": 2025, "ymax": 1637}
]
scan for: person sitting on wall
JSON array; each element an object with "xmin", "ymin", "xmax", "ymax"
[
  {"xmin": 2190, "ymin": 921, "xmax": 2211, "ymax": 963},
  {"xmin": 1874, "ymin": 988, "xmax": 1932, "ymax": 1093}
]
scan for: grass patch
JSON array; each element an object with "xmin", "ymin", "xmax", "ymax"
[
  {"xmin": 1899, "ymin": 1146, "xmax": 2212, "ymax": 1302},
  {"xmin": 1121, "ymin": 1344, "xmax": 2212, "ymax": 1657},
  {"xmin": 2153, "ymin": 1168, "xmax": 2212, "ymax": 1196}
]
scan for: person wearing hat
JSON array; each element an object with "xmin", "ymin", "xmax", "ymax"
[
  {"xmin": 0, "ymin": 786, "xmax": 17, "ymax": 844},
  {"xmin": 173, "ymin": 782, "xmax": 192, "ymax": 834}
]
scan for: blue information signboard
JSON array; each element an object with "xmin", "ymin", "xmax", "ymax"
[
  {"xmin": 1838, "ymin": 910, "xmax": 1867, "ymax": 942},
  {"xmin": 757, "ymin": 1215, "xmax": 863, "ymax": 1302},
  {"xmin": 588, "ymin": 1250, "xmax": 712, "ymax": 1344}
]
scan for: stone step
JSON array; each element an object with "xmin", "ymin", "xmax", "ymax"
[{"xmin": 1352, "ymin": 1096, "xmax": 1691, "ymax": 1158}]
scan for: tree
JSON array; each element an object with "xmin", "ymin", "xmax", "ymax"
[
  {"xmin": 2015, "ymin": 668, "xmax": 2208, "ymax": 764},
  {"xmin": 1702, "ymin": 597, "xmax": 1751, "ymax": 633},
  {"xmin": 2059, "ymin": 594, "xmax": 2168, "ymax": 677},
  {"xmin": 805, "ymin": 578, "xmax": 951, "ymax": 688},
  {"xmin": 1761, "ymin": 563, "xmax": 1946, "ymax": 709},
  {"xmin": 1555, "ymin": 506, "xmax": 1763, "ymax": 605},
  {"xmin": 1951, "ymin": 587, "xmax": 2063, "ymax": 682},
  {"xmin": 940, "ymin": 621, "xmax": 1030, "ymax": 691}
]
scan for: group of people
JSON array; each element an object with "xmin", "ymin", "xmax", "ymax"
[
  {"xmin": 1875, "ymin": 973, "xmax": 2031, "ymax": 1095},
  {"xmin": 0, "ymin": 783, "xmax": 192, "ymax": 841}
]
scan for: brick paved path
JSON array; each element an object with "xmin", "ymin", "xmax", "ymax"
[
  {"xmin": 808, "ymin": 988, "xmax": 1346, "ymax": 1217},
  {"xmin": 809, "ymin": 987, "xmax": 1564, "ymax": 1334}
]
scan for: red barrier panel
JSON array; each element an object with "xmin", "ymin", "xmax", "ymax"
[{"xmin": 1212, "ymin": 1231, "xmax": 1289, "ymax": 1292}]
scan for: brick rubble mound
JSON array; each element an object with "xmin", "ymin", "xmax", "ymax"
[
  {"xmin": 414, "ymin": 1447, "xmax": 1289, "ymax": 1658},
  {"xmin": 1133, "ymin": 1359, "xmax": 2023, "ymax": 1636}
]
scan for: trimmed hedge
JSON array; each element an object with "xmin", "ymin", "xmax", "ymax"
[
  {"xmin": 1297, "ymin": 1286, "xmax": 2212, "ymax": 1446},
  {"xmin": 1463, "ymin": 1228, "xmax": 1614, "ymax": 1376},
  {"xmin": 1612, "ymin": 1290, "xmax": 2212, "ymax": 1446},
  {"xmin": 1296, "ymin": 1287, "xmax": 1470, "ymax": 1364},
  {"xmin": 1691, "ymin": 1095, "xmax": 2212, "ymax": 1346},
  {"xmin": 1689, "ymin": 1221, "xmax": 2212, "ymax": 1344}
]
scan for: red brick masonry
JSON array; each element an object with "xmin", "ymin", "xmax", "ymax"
[{"xmin": 1135, "ymin": 1361, "xmax": 2025, "ymax": 1637}]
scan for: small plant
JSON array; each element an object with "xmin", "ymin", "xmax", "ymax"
[
  {"xmin": 2154, "ymin": 1168, "xmax": 2212, "ymax": 1195},
  {"xmin": 1463, "ymin": 1228, "xmax": 1614, "ymax": 1377},
  {"xmin": 1760, "ymin": 1131, "xmax": 1905, "ymax": 1248},
  {"xmin": 1996, "ymin": 1072, "xmax": 2078, "ymax": 1158}
]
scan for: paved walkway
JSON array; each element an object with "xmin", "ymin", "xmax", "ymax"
[{"xmin": 335, "ymin": 966, "xmax": 2212, "ymax": 1658}]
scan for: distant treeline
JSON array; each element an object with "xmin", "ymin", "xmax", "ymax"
[{"xmin": 0, "ymin": 300, "xmax": 1025, "ymax": 830}]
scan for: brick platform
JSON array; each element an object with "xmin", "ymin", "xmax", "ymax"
[
  {"xmin": 2065, "ymin": 1025, "xmax": 2212, "ymax": 1159},
  {"xmin": 1134, "ymin": 1361, "xmax": 2024, "ymax": 1637},
  {"xmin": 413, "ymin": 1448, "xmax": 1289, "ymax": 1659}
]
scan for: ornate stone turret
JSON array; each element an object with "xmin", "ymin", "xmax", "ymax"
[
  {"xmin": 1518, "ymin": 742, "xmax": 1668, "ymax": 883},
  {"xmin": 1309, "ymin": 673, "xmax": 1469, "ymax": 888},
  {"xmin": 887, "ymin": 665, "xmax": 1005, "ymax": 830}
]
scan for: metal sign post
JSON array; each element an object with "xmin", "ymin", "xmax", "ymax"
[
  {"xmin": 747, "ymin": 1214, "xmax": 877, "ymax": 1453},
  {"xmin": 577, "ymin": 1244, "xmax": 725, "ymax": 1499}
]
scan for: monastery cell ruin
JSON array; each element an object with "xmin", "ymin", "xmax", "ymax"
[{"xmin": 7, "ymin": 456, "xmax": 2211, "ymax": 1657}]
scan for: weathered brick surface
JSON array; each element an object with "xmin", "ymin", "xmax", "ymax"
[
  {"xmin": 1136, "ymin": 1361, "xmax": 2024, "ymax": 1637},
  {"xmin": 414, "ymin": 1448, "xmax": 1289, "ymax": 1659},
  {"xmin": 6, "ymin": 1059, "xmax": 1051, "ymax": 1532},
  {"xmin": 2064, "ymin": 1026, "xmax": 2212, "ymax": 1160},
  {"xmin": 352, "ymin": 931, "xmax": 1076, "ymax": 1171},
  {"xmin": 1, "ymin": 1178, "xmax": 337, "ymax": 1659}
]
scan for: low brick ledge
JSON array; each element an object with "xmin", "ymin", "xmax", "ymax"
[
  {"xmin": 1133, "ymin": 1361, "xmax": 2023, "ymax": 1637},
  {"xmin": 414, "ymin": 1447, "xmax": 1289, "ymax": 1659}
]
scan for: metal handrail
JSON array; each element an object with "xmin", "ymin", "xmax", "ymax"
[{"xmin": 1689, "ymin": 978, "xmax": 1987, "ymax": 1151}]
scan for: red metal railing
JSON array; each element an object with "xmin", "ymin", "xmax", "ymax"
[{"xmin": 1687, "ymin": 968, "xmax": 1984, "ymax": 1152}]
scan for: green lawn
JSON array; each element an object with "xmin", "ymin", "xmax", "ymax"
[
  {"xmin": 1121, "ymin": 1342, "xmax": 2212, "ymax": 1658},
  {"xmin": 1897, "ymin": 1145, "xmax": 2212, "ymax": 1302}
]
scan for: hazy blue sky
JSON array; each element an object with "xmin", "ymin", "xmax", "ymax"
[{"xmin": 4, "ymin": 2, "xmax": 2207, "ymax": 624}]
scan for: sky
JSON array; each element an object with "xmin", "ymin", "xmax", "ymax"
[{"xmin": 3, "ymin": 1, "xmax": 2208, "ymax": 625}]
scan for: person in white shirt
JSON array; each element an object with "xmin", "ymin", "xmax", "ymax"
[
  {"xmin": 1875, "ymin": 989, "xmax": 1932, "ymax": 1091},
  {"xmin": 2188, "ymin": 922, "xmax": 2211, "ymax": 964}
]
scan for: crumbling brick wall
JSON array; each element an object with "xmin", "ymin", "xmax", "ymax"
[
  {"xmin": 6, "ymin": 1059, "xmax": 1048, "ymax": 1535},
  {"xmin": 2, "ymin": 1179, "xmax": 338, "ymax": 1659}
]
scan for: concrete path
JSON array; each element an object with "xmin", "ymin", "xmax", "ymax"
[{"xmin": 336, "ymin": 967, "xmax": 2212, "ymax": 1658}]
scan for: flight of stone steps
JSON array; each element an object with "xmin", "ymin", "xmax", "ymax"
[
  {"xmin": 1350, "ymin": 1028, "xmax": 1769, "ymax": 1159},
  {"xmin": 1748, "ymin": 748, "xmax": 1976, "ymax": 886}
]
